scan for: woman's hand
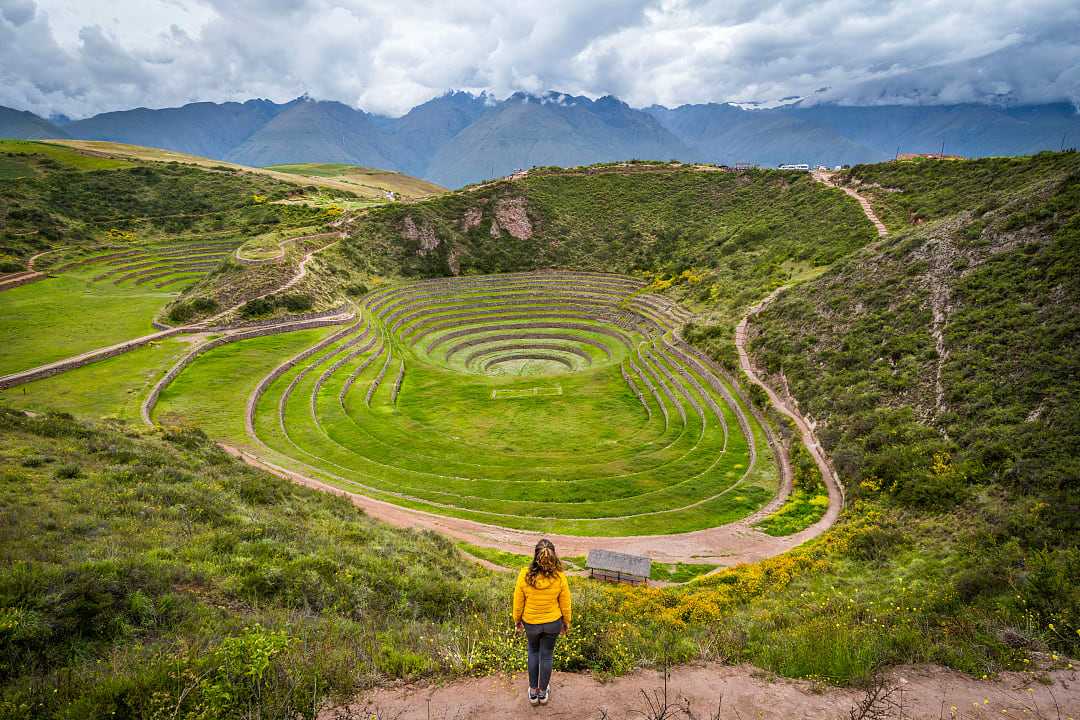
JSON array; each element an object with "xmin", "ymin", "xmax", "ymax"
[
  {"xmin": 516, "ymin": 620, "xmax": 525, "ymax": 632},
  {"xmin": 561, "ymin": 622, "xmax": 569, "ymax": 635}
]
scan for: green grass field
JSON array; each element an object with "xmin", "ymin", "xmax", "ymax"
[
  {"xmin": 151, "ymin": 271, "xmax": 781, "ymax": 536},
  {"xmin": 0, "ymin": 271, "xmax": 174, "ymax": 376},
  {"xmin": 1, "ymin": 335, "xmax": 190, "ymax": 419},
  {"xmin": 0, "ymin": 139, "xmax": 134, "ymax": 171}
]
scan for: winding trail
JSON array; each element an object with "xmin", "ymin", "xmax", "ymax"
[
  {"xmin": 813, "ymin": 170, "xmax": 889, "ymax": 237},
  {"xmin": 736, "ymin": 287, "xmax": 845, "ymax": 514}
]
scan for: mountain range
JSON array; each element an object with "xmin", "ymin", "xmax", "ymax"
[{"xmin": 3, "ymin": 92, "xmax": 1078, "ymax": 187}]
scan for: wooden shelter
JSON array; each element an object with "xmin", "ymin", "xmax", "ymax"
[{"xmin": 586, "ymin": 549, "xmax": 651, "ymax": 586}]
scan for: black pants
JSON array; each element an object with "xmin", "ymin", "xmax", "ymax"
[{"xmin": 523, "ymin": 618, "xmax": 563, "ymax": 689}]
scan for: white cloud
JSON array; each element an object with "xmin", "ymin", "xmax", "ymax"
[{"xmin": 1, "ymin": 0, "xmax": 1078, "ymax": 118}]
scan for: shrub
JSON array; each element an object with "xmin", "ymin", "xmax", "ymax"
[
  {"xmin": 53, "ymin": 464, "xmax": 81, "ymax": 479},
  {"xmin": 344, "ymin": 282, "xmax": 369, "ymax": 296},
  {"xmin": 191, "ymin": 297, "xmax": 218, "ymax": 314},
  {"xmin": 277, "ymin": 293, "xmax": 313, "ymax": 312},
  {"xmin": 240, "ymin": 297, "xmax": 275, "ymax": 317}
]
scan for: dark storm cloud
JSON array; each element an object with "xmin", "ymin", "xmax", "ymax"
[{"xmin": 1, "ymin": 0, "xmax": 1078, "ymax": 118}]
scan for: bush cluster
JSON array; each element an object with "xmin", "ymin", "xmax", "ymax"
[
  {"xmin": 166, "ymin": 297, "xmax": 219, "ymax": 323},
  {"xmin": 240, "ymin": 293, "xmax": 313, "ymax": 318}
]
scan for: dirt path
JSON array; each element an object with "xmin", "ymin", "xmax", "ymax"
[
  {"xmin": 201, "ymin": 232, "xmax": 343, "ymax": 325},
  {"xmin": 814, "ymin": 170, "xmax": 889, "ymax": 237},
  {"xmin": 736, "ymin": 286, "xmax": 845, "ymax": 515},
  {"xmin": 334, "ymin": 662, "xmax": 1079, "ymax": 719}
]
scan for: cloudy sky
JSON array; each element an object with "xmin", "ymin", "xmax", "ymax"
[{"xmin": 1, "ymin": 0, "xmax": 1078, "ymax": 119}]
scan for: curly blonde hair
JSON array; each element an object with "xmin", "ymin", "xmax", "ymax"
[{"xmin": 525, "ymin": 538, "xmax": 562, "ymax": 586}]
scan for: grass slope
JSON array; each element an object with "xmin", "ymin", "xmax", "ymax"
[
  {"xmin": 0, "ymin": 271, "xmax": 171, "ymax": 376},
  {"xmin": 1, "ymin": 336, "xmax": 190, "ymax": 419},
  {"xmin": 748, "ymin": 151, "xmax": 1079, "ymax": 653},
  {"xmin": 1, "ymin": 139, "xmax": 347, "ymax": 341},
  {"xmin": 269, "ymin": 162, "xmax": 445, "ymax": 200},
  {"xmin": 336, "ymin": 163, "xmax": 876, "ymax": 365},
  {"xmin": 1, "ymin": 410, "xmax": 1071, "ymax": 719},
  {"xmin": 43, "ymin": 140, "xmax": 440, "ymax": 199}
]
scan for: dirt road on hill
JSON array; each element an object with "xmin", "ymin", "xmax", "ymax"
[
  {"xmin": 814, "ymin": 170, "xmax": 889, "ymax": 237},
  {"xmin": 331, "ymin": 662, "xmax": 1079, "ymax": 719}
]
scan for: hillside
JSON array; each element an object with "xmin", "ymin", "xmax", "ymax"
[
  {"xmin": 0, "ymin": 140, "xmax": 344, "ymax": 263},
  {"xmin": 268, "ymin": 162, "xmax": 445, "ymax": 200},
  {"xmin": 750, "ymin": 153, "xmax": 1080, "ymax": 502},
  {"xmin": 0, "ymin": 153, "xmax": 1077, "ymax": 718},
  {"xmin": 333, "ymin": 162, "xmax": 872, "ymax": 373},
  {"xmin": 4, "ymin": 95, "xmax": 1079, "ymax": 186},
  {"xmin": 41, "ymin": 140, "xmax": 443, "ymax": 201},
  {"xmin": 747, "ymin": 151, "xmax": 1079, "ymax": 630},
  {"xmin": 64, "ymin": 99, "xmax": 284, "ymax": 160},
  {"xmin": 224, "ymin": 100, "xmax": 396, "ymax": 168},
  {"xmin": 0, "ymin": 107, "xmax": 68, "ymax": 140}
]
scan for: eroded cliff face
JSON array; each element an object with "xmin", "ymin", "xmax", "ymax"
[
  {"xmin": 402, "ymin": 215, "xmax": 440, "ymax": 253},
  {"xmin": 491, "ymin": 196, "xmax": 533, "ymax": 240},
  {"xmin": 461, "ymin": 207, "xmax": 483, "ymax": 231}
]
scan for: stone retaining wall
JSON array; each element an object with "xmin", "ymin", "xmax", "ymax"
[
  {"xmin": 415, "ymin": 314, "xmax": 602, "ymax": 346},
  {"xmin": 365, "ymin": 348, "xmax": 393, "ymax": 405},
  {"xmin": 0, "ymin": 328, "xmax": 184, "ymax": 390},
  {"xmin": 483, "ymin": 353, "xmax": 574, "ymax": 371},
  {"xmin": 0, "ymin": 272, "xmax": 45, "ymax": 292},
  {"xmin": 424, "ymin": 319, "xmax": 631, "ymax": 353},
  {"xmin": 640, "ymin": 347, "xmax": 687, "ymax": 424},
  {"xmin": 395, "ymin": 298, "xmax": 619, "ymax": 336},
  {"xmin": 445, "ymin": 331, "xmax": 615, "ymax": 362},
  {"xmin": 389, "ymin": 360, "xmax": 405, "ymax": 405},
  {"xmin": 245, "ymin": 322, "xmax": 363, "ymax": 437},
  {"xmin": 621, "ymin": 363, "xmax": 651, "ymax": 419},
  {"xmin": 465, "ymin": 342, "xmax": 592, "ymax": 368},
  {"xmin": 200, "ymin": 304, "xmax": 350, "ymax": 332},
  {"xmin": 374, "ymin": 281, "xmax": 635, "ymax": 315},
  {"xmin": 312, "ymin": 332, "xmax": 375, "ymax": 414},
  {"xmin": 340, "ymin": 341, "xmax": 384, "ymax": 402}
]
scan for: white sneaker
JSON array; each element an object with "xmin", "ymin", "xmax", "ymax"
[
  {"xmin": 538, "ymin": 688, "xmax": 550, "ymax": 705},
  {"xmin": 529, "ymin": 690, "xmax": 539, "ymax": 706}
]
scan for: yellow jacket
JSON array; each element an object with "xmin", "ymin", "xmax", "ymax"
[{"xmin": 513, "ymin": 567, "xmax": 572, "ymax": 625}]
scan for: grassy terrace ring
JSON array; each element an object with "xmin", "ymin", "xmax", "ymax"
[{"xmin": 245, "ymin": 270, "xmax": 779, "ymax": 536}]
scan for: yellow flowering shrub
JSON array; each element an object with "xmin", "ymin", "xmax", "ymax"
[{"xmin": 104, "ymin": 227, "xmax": 137, "ymax": 243}]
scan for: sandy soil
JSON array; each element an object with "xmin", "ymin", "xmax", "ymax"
[{"xmin": 332, "ymin": 663, "xmax": 1079, "ymax": 720}]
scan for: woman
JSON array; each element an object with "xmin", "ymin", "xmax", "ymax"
[{"xmin": 513, "ymin": 538, "xmax": 572, "ymax": 706}]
